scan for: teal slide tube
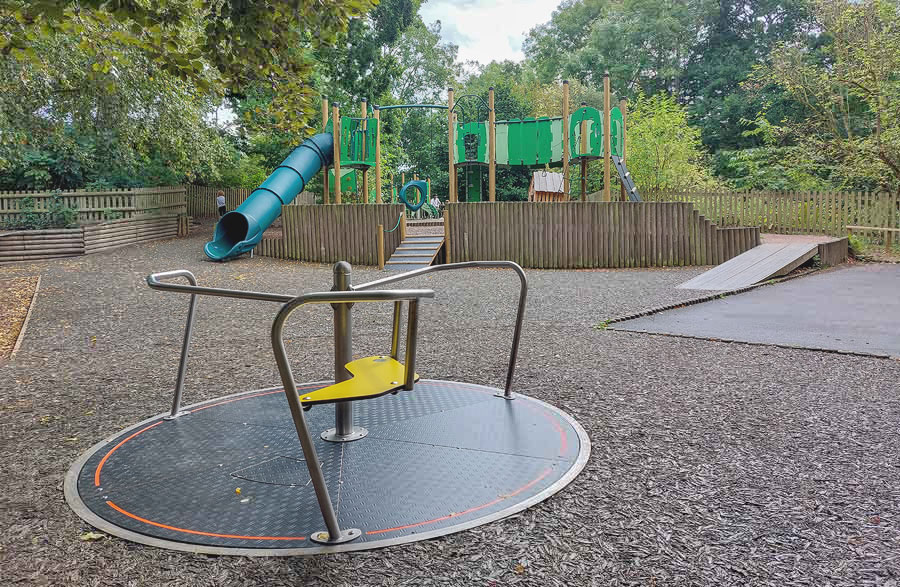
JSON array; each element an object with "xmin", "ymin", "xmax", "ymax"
[{"xmin": 204, "ymin": 133, "xmax": 334, "ymax": 261}]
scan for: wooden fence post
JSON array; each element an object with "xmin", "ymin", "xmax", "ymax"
[{"xmin": 377, "ymin": 223, "xmax": 385, "ymax": 269}]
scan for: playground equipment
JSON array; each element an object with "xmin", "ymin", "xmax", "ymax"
[
  {"xmin": 204, "ymin": 133, "xmax": 334, "ymax": 261},
  {"xmin": 65, "ymin": 261, "xmax": 589, "ymax": 554},
  {"xmin": 204, "ymin": 75, "xmax": 639, "ymax": 260}
]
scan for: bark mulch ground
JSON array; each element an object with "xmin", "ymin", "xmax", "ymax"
[
  {"xmin": 0, "ymin": 275, "xmax": 38, "ymax": 359},
  {"xmin": 1, "ymin": 229, "xmax": 899, "ymax": 586}
]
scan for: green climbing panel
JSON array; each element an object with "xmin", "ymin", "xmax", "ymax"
[
  {"xmin": 610, "ymin": 106, "xmax": 624, "ymax": 158},
  {"xmin": 463, "ymin": 168, "xmax": 482, "ymax": 202},
  {"xmin": 494, "ymin": 117, "xmax": 564, "ymax": 167},
  {"xmin": 569, "ymin": 106, "xmax": 603, "ymax": 159},
  {"xmin": 454, "ymin": 121, "xmax": 489, "ymax": 165},
  {"xmin": 338, "ymin": 116, "xmax": 378, "ymax": 169}
]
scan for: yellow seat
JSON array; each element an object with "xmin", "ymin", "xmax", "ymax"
[{"xmin": 299, "ymin": 356, "xmax": 418, "ymax": 406}]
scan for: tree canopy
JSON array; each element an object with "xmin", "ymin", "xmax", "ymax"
[{"xmin": 0, "ymin": 0, "xmax": 894, "ymax": 195}]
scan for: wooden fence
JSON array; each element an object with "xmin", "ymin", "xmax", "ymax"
[
  {"xmin": 642, "ymin": 189, "xmax": 899, "ymax": 238},
  {"xmin": 0, "ymin": 215, "xmax": 187, "ymax": 263},
  {"xmin": 186, "ymin": 185, "xmax": 316, "ymax": 218},
  {"xmin": 0, "ymin": 186, "xmax": 186, "ymax": 225},
  {"xmin": 445, "ymin": 202, "xmax": 760, "ymax": 269},
  {"xmin": 256, "ymin": 204, "xmax": 405, "ymax": 266}
]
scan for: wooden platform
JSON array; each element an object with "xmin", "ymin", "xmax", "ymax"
[{"xmin": 678, "ymin": 243, "xmax": 819, "ymax": 290}]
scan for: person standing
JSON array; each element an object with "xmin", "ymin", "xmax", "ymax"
[
  {"xmin": 216, "ymin": 190, "xmax": 226, "ymax": 218},
  {"xmin": 430, "ymin": 194, "xmax": 442, "ymax": 217}
]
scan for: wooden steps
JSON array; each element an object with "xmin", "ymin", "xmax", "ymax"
[{"xmin": 385, "ymin": 233, "xmax": 444, "ymax": 271}]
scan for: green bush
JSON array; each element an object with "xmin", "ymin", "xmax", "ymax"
[
  {"xmin": 2, "ymin": 191, "xmax": 79, "ymax": 230},
  {"xmin": 847, "ymin": 233, "xmax": 866, "ymax": 257}
]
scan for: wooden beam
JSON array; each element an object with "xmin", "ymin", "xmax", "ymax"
[
  {"xmin": 332, "ymin": 103, "xmax": 341, "ymax": 204},
  {"xmin": 374, "ymin": 105, "xmax": 382, "ymax": 204},
  {"xmin": 619, "ymin": 97, "xmax": 627, "ymax": 202},
  {"xmin": 448, "ymin": 88, "xmax": 456, "ymax": 203},
  {"xmin": 562, "ymin": 80, "xmax": 570, "ymax": 200},
  {"xmin": 488, "ymin": 86, "xmax": 496, "ymax": 202},
  {"xmin": 603, "ymin": 71, "xmax": 611, "ymax": 202},
  {"xmin": 322, "ymin": 97, "xmax": 329, "ymax": 204},
  {"xmin": 361, "ymin": 99, "xmax": 368, "ymax": 203}
]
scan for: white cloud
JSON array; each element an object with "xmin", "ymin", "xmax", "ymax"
[{"xmin": 420, "ymin": 0, "xmax": 562, "ymax": 64}]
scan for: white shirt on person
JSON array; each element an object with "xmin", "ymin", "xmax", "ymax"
[{"xmin": 216, "ymin": 195, "xmax": 225, "ymax": 207}]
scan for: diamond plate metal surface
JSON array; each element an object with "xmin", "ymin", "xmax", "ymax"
[{"xmin": 72, "ymin": 380, "xmax": 585, "ymax": 552}]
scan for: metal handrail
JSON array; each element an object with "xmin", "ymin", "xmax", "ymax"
[
  {"xmin": 271, "ymin": 288, "xmax": 434, "ymax": 543},
  {"xmin": 352, "ymin": 261, "xmax": 527, "ymax": 398}
]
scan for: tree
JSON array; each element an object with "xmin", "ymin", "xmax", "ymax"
[
  {"xmin": 1, "ymin": 0, "xmax": 376, "ymax": 134},
  {"xmin": 621, "ymin": 93, "xmax": 718, "ymax": 190},
  {"xmin": 0, "ymin": 14, "xmax": 231, "ymax": 188},
  {"xmin": 759, "ymin": 0, "xmax": 900, "ymax": 190}
]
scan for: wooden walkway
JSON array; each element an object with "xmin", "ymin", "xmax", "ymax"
[{"xmin": 678, "ymin": 242, "xmax": 819, "ymax": 290}]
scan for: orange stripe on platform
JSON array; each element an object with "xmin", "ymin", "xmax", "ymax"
[
  {"xmin": 94, "ymin": 421, "xmax": 163, "ymax": 487},
  {"xmin": 106, "ymin": 501, "xmax": 306, "ymax": 541}
]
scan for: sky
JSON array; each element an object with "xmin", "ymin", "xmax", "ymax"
[{"xmin": 420, "ymin": 0, "xmax": 563, "ymax": 64}]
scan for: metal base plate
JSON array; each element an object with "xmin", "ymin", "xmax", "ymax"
[
  {"xmin": 65, "ymin": 380, "xmax": 590, "ymax": 556},
  {"xmin": 310, "ymin": 527, "xmax": 362, "ymax": 544},
  {"xmin": 320, "ymin": 426, "xmax": 368, "ymax": 442}
]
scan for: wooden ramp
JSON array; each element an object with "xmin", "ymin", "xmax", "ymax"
[
  {"xmin": 385, "ymin": 233, "xmax": 444, "ymax": 271},
  {"xmin": 678, "ymin": 243, "xmax": 818, "ymax": 290}
]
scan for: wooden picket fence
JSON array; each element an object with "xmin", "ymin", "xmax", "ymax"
[
  {"xmin": 256, "ymin": 204, "xmax": 405, "ymax": 266},
  {"xmin": 0, "ymin": 186, "xmax": 186, "ymax": 225},
  {"xmin": 186, "ymin": 185, "xmax": 316, "ymax": 218},
  {"xmin": 445, "ymin": 202, "xmax": 760, "ymax": 269},
  {"xmin": 642, "ymin": 189, "xmax": 900, "ymax": 238}
]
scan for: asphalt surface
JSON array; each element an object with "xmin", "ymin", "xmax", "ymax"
[{"xmin": 613, "ymin": 264, "xmax": 900, "ymax": 358}]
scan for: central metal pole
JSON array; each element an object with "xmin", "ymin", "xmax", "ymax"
[{"xmin": 322, "ymin": 261, "xmax": 368, "ymax": 442}]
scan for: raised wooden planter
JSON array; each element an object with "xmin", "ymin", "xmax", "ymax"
[
  {"xmin": 0, "ymin": 228, "xmax": 84, "ymax": 262},
  {"xmin": 0, "ymin": 215, "xmax": 187, "ymax": 263}
]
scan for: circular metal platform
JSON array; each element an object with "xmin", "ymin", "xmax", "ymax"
[{"xmin": 65, "ymin": 380, "xmax": 589, "ymax": 555}]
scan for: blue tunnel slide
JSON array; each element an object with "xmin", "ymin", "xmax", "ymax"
[{"xmin": 204, "ymin": 133, "xmax": 334, "ymax": 261}]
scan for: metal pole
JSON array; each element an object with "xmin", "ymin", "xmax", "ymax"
[
  {"xmin": 323, "ymin": 261, "xmax": 367, "ymax": 442},
  {"xmin": 164, "ymin": 270, "xmax": 198, "ymax": 419},
  {"xmin": 390, "ymin": 301, "xmax": 402, "ymax": 359},
  {"xmin": 271, "ymin": 303, "xmax": 359, "ymax": 545},
  {"xmin": 404, "ymin": 300, "xmax": 419, "ymax": 390}
]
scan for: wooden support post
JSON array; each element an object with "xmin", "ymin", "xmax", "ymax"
[
  {"xmin": 374, "ymin": 106, "xmax": 382, "ymax": 204},
  {"xmin": 488, "ymin": 87, "xmax": 496, "ymax": 202},
  {"xmin": 361, "ymin": 99, "xmax": 369, "ymax": 203},
  {"xmin": 377, "ymin": 223, "xmax": 385, "ymax": 269},
  {"xmin": 322, "ymin": 97, "xmax": 329, "ymax": 204},
  {"xmin": 580, "ymin": 102, "xmax": 587, "ymax": 201},
  {"xmin": 603, "ymin": 71, "xmax": 611, "ymax": 202},
  {"xmin": 619, "ymin": 97, "xmax": 627, "ymax": 202},
  {"xmin": 332, "ymin": 103, "xmax": 341, "ymax": 204},
  {"xmin": 400, "ymin": 214, "xmax": 407, "ymax": 241},
  {"xmin": 562, "ymin": 80, "xmax": 570, "ymax": 200},
  {"xmin": 448, "ymin": 88, "xmax": 456, "ymax": 202},
  {"xmin": 390, "ymin": 172, "xmax": 395, "ymax": 203}
]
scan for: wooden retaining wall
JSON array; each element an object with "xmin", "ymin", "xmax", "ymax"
[
  {"xmin": 817, "ymin": 238, "xmax": 849, "ymax": 266},
  {"xmin": 445, "ymin": 202, "xmax": 760, "ymax": 268},
  {"xmin": 256, "ymin": 204, "xmax": 405, "ymax": 266},
  {"xmin": 83, "ymin": 216, "xmax": 184, "ymax": 254},
  {"xmin": 0, "ymin": 228, "xmax": 84, "ymax": 262},
  {"xmin": 0, "ymin": 215, "xmax": 186, "ymax": 263}
]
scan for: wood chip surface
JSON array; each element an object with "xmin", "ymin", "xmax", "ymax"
[{"xmin": 0, "ymin": 275, "xmax": 38, "ymax": 358}]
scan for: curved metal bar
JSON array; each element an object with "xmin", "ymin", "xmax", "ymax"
[
  {"xmin": 270, "ymin": 288, "xmax": 435, "ymax": 541},
  {"xmin": 352, "ymin": 261, "xmax": 527, "ymax": 398},
  {"xmin": 148, "ymin": 270, "xmax": 296, "ymax": 303}
]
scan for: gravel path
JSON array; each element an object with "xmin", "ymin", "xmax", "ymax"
[{"xmin": 1, "ymin": 229, "xmax": 899, "ymax": 586}]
